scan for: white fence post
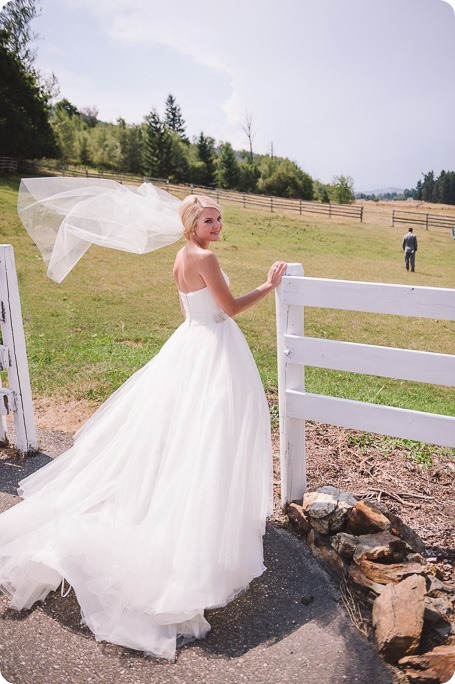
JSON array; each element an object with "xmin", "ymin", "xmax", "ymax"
[
  {"xmin": 0, "ymin": 245, "xmax": 37, "ymax": 453},
  {"xmin": 276, "ymin": 263, "xmax": 305, "ymax": 505}
]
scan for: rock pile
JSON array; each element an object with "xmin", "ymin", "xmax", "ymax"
[{"xmin": 288, "ymin": 486, "xmax": 455, "ymax": 683}]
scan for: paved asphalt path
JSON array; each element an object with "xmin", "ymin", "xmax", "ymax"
[{"xmin": 0, "ymin": 429, "xmax": 394, "ymax": 684}]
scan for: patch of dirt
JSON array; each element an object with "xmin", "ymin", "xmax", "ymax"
[
  {"xmin": 30, "ymin": 396, "xmax": 97, "ymax": 434},
  {"xmin": 272, "ymin": 422, "xmax": 454, "ymax": 583}
]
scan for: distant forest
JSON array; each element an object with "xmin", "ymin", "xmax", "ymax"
[{"xmin": 356, "ymin": 171, "xmax": 455, "ymax": 206}]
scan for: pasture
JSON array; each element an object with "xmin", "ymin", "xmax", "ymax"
[{"xmin": 0, "ymin": 176, "xmax": 454, "ymax": 420}]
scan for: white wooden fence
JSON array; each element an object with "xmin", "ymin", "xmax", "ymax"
[
  {"xmin": 0, "ymin": 245, "xmax": 37, "ymax": 453},
  {"xmin": 276, "ymin": 263, "xmax": 455, "ymax": 505}
]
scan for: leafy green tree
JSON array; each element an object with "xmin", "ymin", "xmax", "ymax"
[
  {"xmin": 238, "ymin": 159, "xmax": 260, "ymax": 193},
  {"xmin": 91, "ymin": 125, "xmax": 122, "ymax": 170},
  {"xmin": 55, "ymin": 98, "xmax": 80, "ymax": 118},
  {"xmin": 217, "ymin": 142, "xmax": 241, "ymax": 189},
  {"xmin": 196, "ymin": 132, "xmax": 217, "ymax": 186},
  {"xmin": 50, "ymin": 106, "xmax": 80, "ymax": 163},
  {"xmin": 0, "ymin": 31, "xmax": 58, "ymax": 158},
  {"xmin": 164, "ymin": 94, "xmax": 188, "ymax": 141},
  {"xmin": 330, "ymin": 175, "xmax": 355, "ymax": 204},
  {"xmin": 78, "ymin": 130, "xmax": 91, "ymax": 166},
  {"xmin": 321, "ymin": 187, "xmax": 331, "ymax": 203},
  {"xmin": 258, "ymin": 158, "xmax": 313, "ymax": 199}
]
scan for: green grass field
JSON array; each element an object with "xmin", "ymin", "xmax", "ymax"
[{"xmin": 1, "ymin": 176, "xmax": 454, "ymax": 419}]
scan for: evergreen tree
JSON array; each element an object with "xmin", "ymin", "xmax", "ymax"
[
  {"xmin": 164, "ymin": 94, "xmax": 188, "ymax": 141},
  {"xmin": 196, "ymin": 132, "xmax": 217, "ymax": 186},
  {"xmin": 168, "ymin": 132, "xmax": 190, "ymax": 182},
  {"xmin": 143, "ymin": 108, "xmax": 173, "ymax": 178},
  {"xmin": 117, "ymin": 120, "xmax": 143, "ymax": 175},
  {"xmin": 415, "ymin": 180, "xmax": 423, "ymax": 201},
  {"xmin": 421, "ymin": 171, "xmax": 436, "ymax": 203},
  {"xmin": 217, "ymin": 142, "xmax": 241, "ymax": 189}
]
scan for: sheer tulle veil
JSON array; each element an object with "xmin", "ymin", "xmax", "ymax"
[{"xmin": 17, "ymin": 177, "xmax": 183, "ymax": 282}]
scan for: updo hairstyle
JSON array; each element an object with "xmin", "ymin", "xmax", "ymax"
[{"xmin": 178, "ymin": 194, "xmax": 221, "ymax": 240}]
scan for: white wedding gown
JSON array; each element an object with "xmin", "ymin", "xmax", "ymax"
[{"xmin": 0, "ymin": 274, "xmax": 273, "ymax": 660}]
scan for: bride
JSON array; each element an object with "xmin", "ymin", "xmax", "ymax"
[{"xmin": 0, "ymin": 187, "xmax": 286, "ymax": 660}]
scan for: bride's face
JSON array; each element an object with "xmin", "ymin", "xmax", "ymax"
[{"xmin": 193, "ymin": 208, "xmax": 222, "ymax": 243}]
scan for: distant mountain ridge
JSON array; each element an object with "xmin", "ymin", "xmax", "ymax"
[{"xmin": 357, "ymin": 186, "xmax": 405, "ymax": 195}]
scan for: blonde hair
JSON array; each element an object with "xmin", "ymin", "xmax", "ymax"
[{"xmin": 179, "ymin": 194, "xmax": 221, "ymax": 240}]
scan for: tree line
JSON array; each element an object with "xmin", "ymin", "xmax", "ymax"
[
  {"xmin": 415, "ymin": 171, "xmax": 455, "ymax": 205},
  {"xmin": 0, "ymin": 0, "xmax": 356, "ymax": 204}
]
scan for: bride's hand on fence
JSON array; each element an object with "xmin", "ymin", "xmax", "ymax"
[{"xmin": 267, "ymin": 261, "xmax": 288, "ymax": 288}]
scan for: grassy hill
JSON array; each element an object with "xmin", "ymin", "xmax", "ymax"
[{"xmin": 0, "ymin": 176, "xmax": 454, "ymax": 418}]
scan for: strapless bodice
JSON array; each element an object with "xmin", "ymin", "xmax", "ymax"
[
  {"xmin": 179, "ymin": 272, "xmax": 230, "ymax": 326},
  {"xmin": 179, "ymin": 287, "xmax": 229, "ymax": 326}
]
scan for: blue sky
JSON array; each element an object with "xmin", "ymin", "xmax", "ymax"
[{"xmin": 4, "ymin": 0, "xmax": 455, "ymax": 191}]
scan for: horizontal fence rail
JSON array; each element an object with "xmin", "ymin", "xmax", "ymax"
[
  {"xmin": 14, "ymin": 161, "xmax": 455, "ymax": 230},
  {"xmin": 32, "ymin": 163, "xmax": 364, "ymax": 222},
  {"xmin": 276, "ymin": 264, "xmax": 455, "ymax": 505},
  {"xmin": 392, "ymin": 209, "xmax": 455, "ymax": 232}
]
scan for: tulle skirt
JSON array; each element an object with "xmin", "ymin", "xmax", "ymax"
[{"xmin": 0, "ymin": 317, "xmax": 273, "ymax": 659}]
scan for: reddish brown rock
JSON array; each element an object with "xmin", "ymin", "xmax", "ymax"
[
  {"xmin": 348, "ymin": 564, "xmax": 385, "ymax": 601},
  {"xmin": 346, "ymin": 500, "xmax": 391, "ymax": 535},
  {"xmin": 358, "ymin": 558, "xmax": 429, "ymax": 585},
  {"xmin": 353, "ymin": 530, "xmax": 407, "ymax": 564},
  {"xmin": 372, "ymin": 574, "xmax": 426, "ymax": 663},
  {"xmin": 399, "ymin": 641, "xmax": 455, "ymax": 683},
  {"xmin": 308, "ymin": 528, "xmax": 346, "ymax": 576},
  {"xmin": 287, "ymin": 502, "xmax": 312, "ymax": 534}
]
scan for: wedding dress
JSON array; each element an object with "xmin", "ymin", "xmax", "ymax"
[{"xmin": 0, "ymin": 273, "xmax": 273, "ymax": 660}]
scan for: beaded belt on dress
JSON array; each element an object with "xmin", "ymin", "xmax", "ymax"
[{"xmin": 185, "ymin": 311, "xmax": 229, "ymax": 326}]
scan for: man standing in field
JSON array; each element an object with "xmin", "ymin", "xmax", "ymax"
[{"xmin": 402, "ymin": 227, "xmax": 418, "ymax": 272}]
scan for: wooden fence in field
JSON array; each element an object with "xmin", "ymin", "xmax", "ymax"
[
  {"xmin": 33, "ymin": 163, "xmax": 364, "ymax": 222},
  {"xmin": 392, "ymin": 209, "xmax": 455, "ymax": 232},
  {"xmin": 0, "ymin": 245, "xmax": 37, "ymax": 453},
  {"xmin": 21, "ymin": 162, "xmax": 455, "ymax": 231},
  {"xmin": 275, "ymin": 263, "xmax": 455, "ymax": 505}
]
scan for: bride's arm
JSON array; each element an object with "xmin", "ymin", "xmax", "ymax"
[{"xmin": 199, "ymin": 252, "xmax": 287, "ymax": 317}]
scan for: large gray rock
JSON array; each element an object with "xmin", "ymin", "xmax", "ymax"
[
  {"xmin": 302, "ymin": 486, "xmax": 357, "ymax": 534},
  {"xmin": 331, "ymin": 532, "xmax": 360, "ymax": 559},
  {"xmin": 372, "ymin": 574, "xmax": 426, "ymax": 663},
  {"xmin": 353, "ymin": 530, "xmax": 407, "ymax": 564}
]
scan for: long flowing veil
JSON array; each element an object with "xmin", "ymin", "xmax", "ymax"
[{"xmin": 17, "ymin": 177, "xmax": 183, "ymax": 282}]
